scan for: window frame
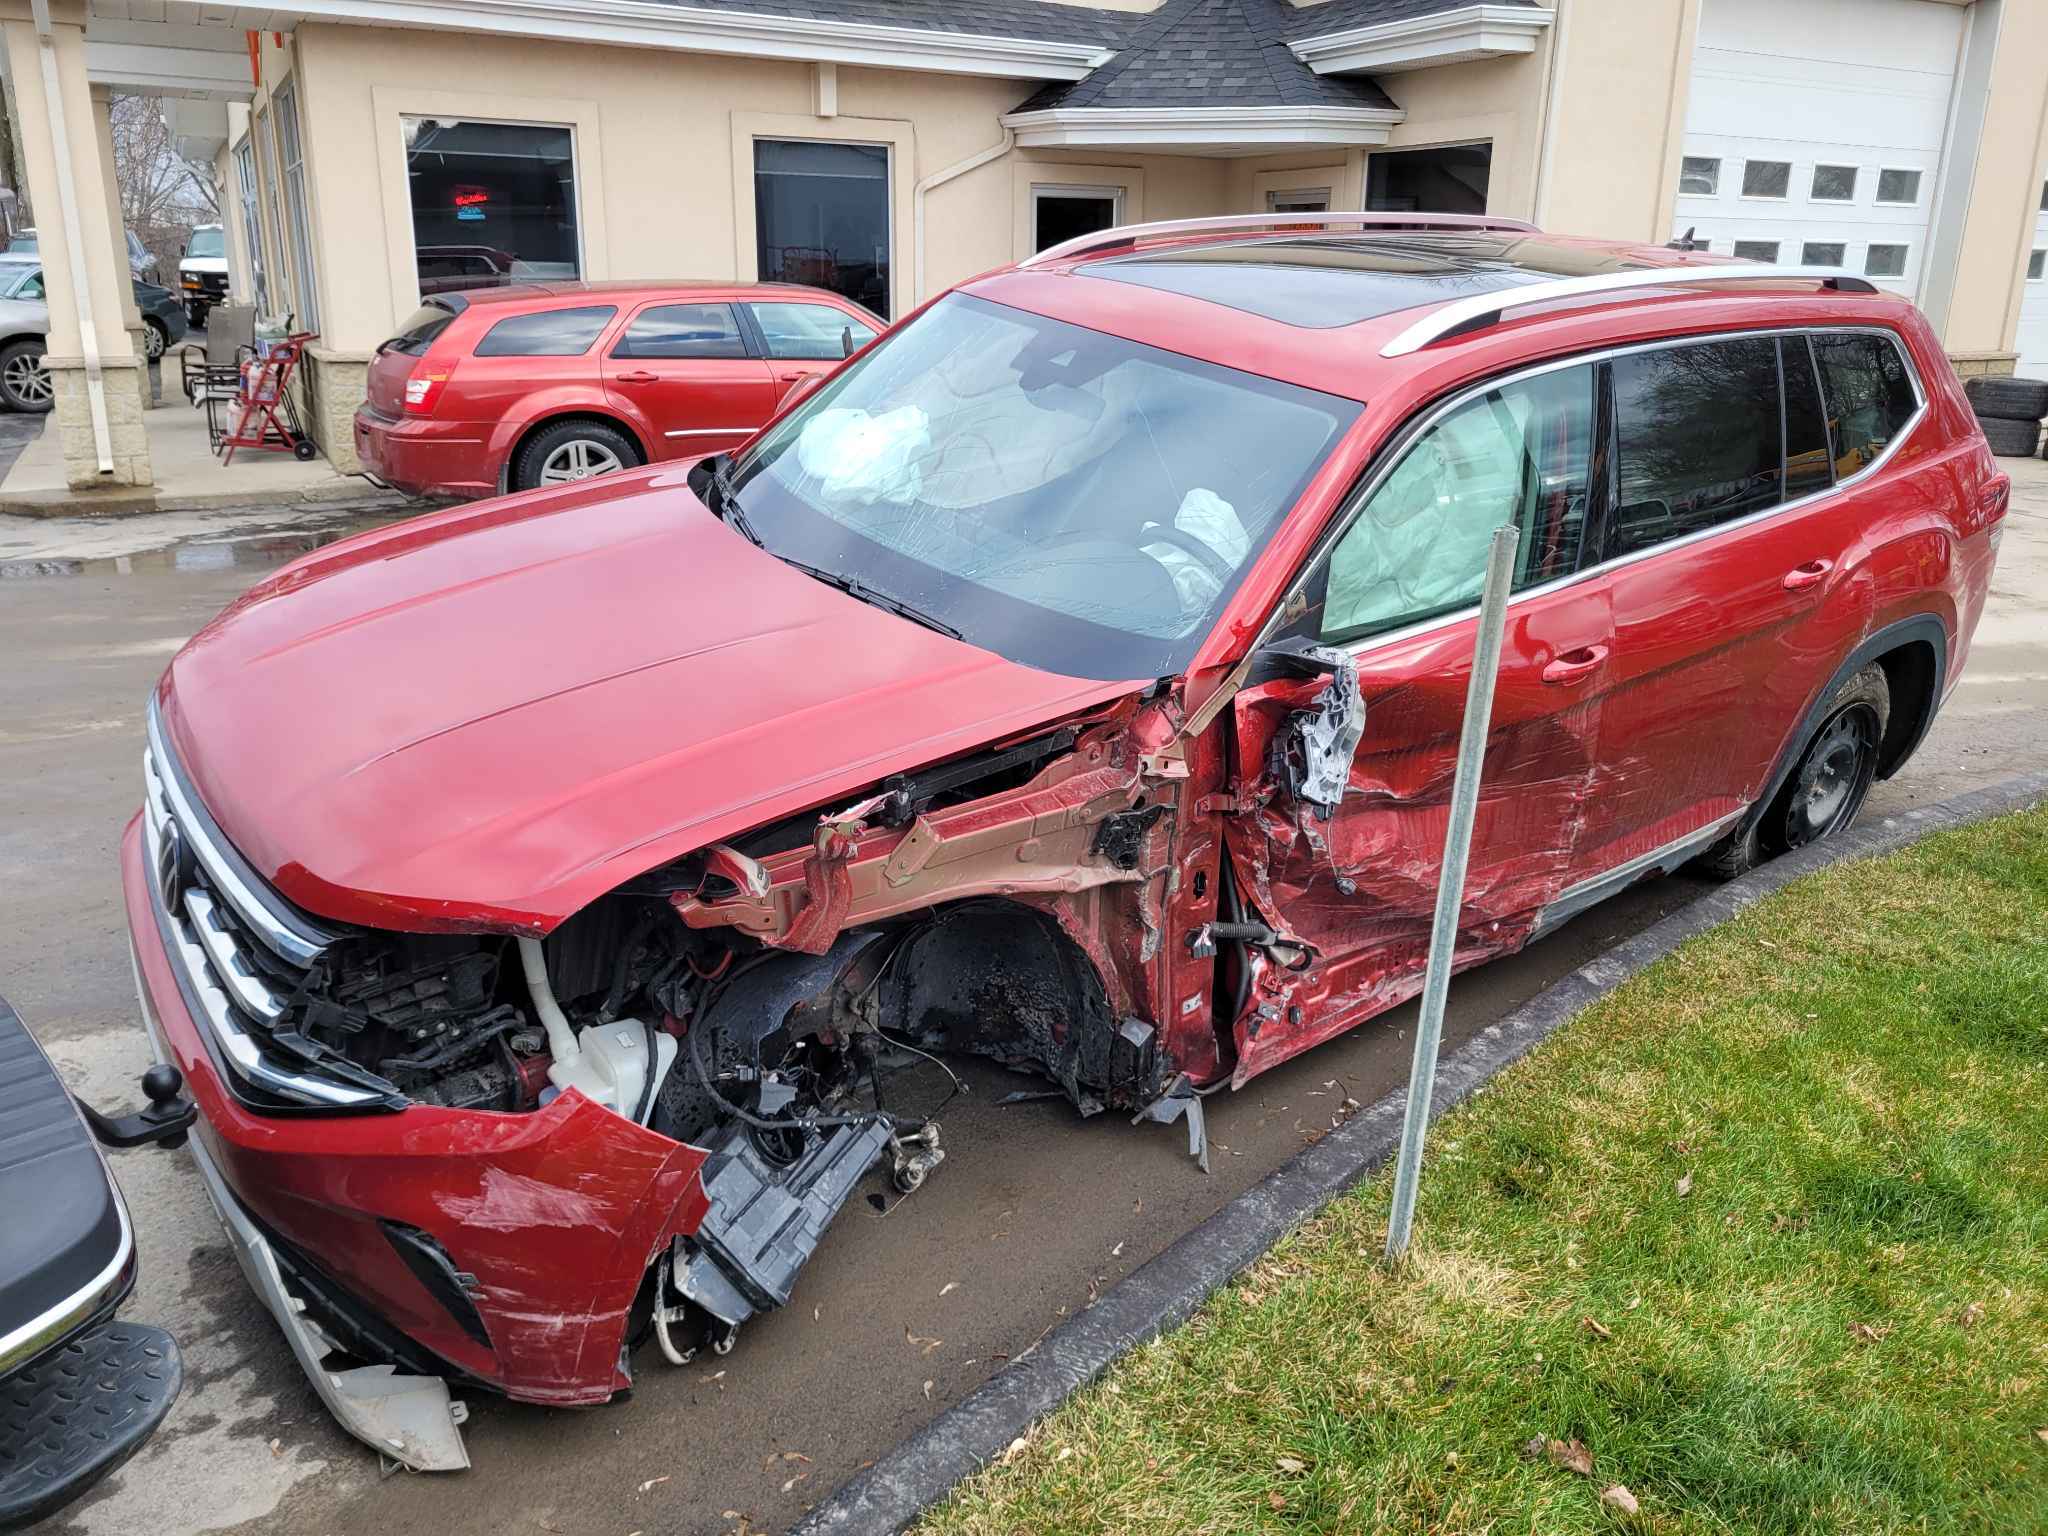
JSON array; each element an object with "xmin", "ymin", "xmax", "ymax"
[
  {"xmin": 1740, "ymin": 159, "xmax": 1793, "ymax": 200},
  {"xmin": 1864, "ymin": 243, "xmax": 1909, "ymax": 279},
  {"xmin": 1254, "ymin": 326, "xmax": 1928, "ymax": 663},
  {"xmin": 1031, "ymin": 182, "xmax": 1126, "ymax": 253},
  {"xmin": 273, "ymin": 81, "xmax": 319, "ymax": 333},
  {"xmin": 1809, "ymin": 164, "xmax": 1858, "ymax": 204},
  {"xmin": 1874, "ymin": 167, "xmax": 1923, "ymax": 207},
  {"xmin": 397, "ymin": 113, "xmax": 587, "ymax": 303}
]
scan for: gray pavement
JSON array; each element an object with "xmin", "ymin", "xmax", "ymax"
[{"xmin": 3, "ymin": 461, "xmax": 2043, "ymax": 1536}]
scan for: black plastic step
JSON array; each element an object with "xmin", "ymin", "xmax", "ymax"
[{"xmin": 0, "ymin": 1321, "xmax": 182, "ymax": 1532}]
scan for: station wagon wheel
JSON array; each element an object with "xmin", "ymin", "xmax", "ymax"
[
  {"xmin": 0, "ymin": 338, "xmax": 53, "ymax": 413},
  {"xmin": 512, "ymin": 418, "xmax": 642, "ymax": 492}
]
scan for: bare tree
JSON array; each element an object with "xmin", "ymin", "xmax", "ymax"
[{"xmin": 108, "ymin": 94, "xmax": 219, "ymax": 277}]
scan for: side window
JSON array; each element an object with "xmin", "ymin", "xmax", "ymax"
[
  {"xmin": 1781, "ymin": 336, "xmax": 1834, "ymax": 500},
  {"xmin": 1610, "ymin": 336, "xmax": 1782, "ymax": 558},
  {"xmin": 613, "ymin": 302, "xmax": 748, "ymax": 360},
  {"xmin": 473, "ymin": 305, "xmax": 617, "ymax": 358},
  {"xmin": 1811, "ymin": 332, "xmax": 1919, "ymax": 478},
  {"xmin": 1319, "ymin": 363, "xmax": 1594, "ymax": 643},
  {"xmin": 14, "ymin": 270, "xmax": 43, "ymax": 300},
  {"xmin": 747, "ymin": 301, "xmax": 876, "ymax": 360}
]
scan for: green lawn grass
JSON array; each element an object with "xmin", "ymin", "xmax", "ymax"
[{"xmin": 919, "ymin": 807, "xmax": 2048, "ymax": 1534}]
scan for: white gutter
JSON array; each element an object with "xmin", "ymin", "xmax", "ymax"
[
  {"xmin": 913, "ymin": 127, "xmax": 1012, "ymax": 305},
  {"xmin": 30, "ymin": 0, "xmax": 111, "ymax": 474}
]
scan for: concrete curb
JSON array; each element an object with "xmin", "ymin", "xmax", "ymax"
[
  {"xmin": 790, "ymin": 772, "xmax": 2048, "ymax": 1536},
  {"xmin": 0, "ymin": 480, "xmax": 408, "ymax": 519}
]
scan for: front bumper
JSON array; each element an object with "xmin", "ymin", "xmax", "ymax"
[{"xmin": 122, "ymin": 817, "xmax": 711, "ymax": 1468}]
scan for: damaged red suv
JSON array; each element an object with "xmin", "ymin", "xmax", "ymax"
[{"xmin": 124, "ymin": 213, "xmax": 2007, "ymax": 1470}]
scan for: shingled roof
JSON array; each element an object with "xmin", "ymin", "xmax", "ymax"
[{"xmin": 1015, "ymin": 0, "xmax": 1398, "ymax": 113}]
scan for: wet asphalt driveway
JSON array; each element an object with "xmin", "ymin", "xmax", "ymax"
[{"xmin": 3, "ymin": 476, "xmax": 2043, "ymax": 1536}]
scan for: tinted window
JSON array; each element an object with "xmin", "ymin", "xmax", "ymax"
[
  {"xmin": 755, "ymin": 140, "xmax": 890, "ymax": 318},
  {"xmin": 1319, "ymin": 363, "xmax": 1594, "ymax": 642},
  {"xmin": 613, "ymin": 303, "xmax": 746, "ymax": 360},
  {"xmin": 383, "ymin": 301, "xmax": 459, "ymax": 357},
  {"xmin": 1611, "ymin": 337, "xmax": 1782, "ymax": 557},
  {"xmin": 748, "ymin": 301, "xmax": 876, "ymax": 360},
  {"xmin": 1811, "ymin": 333, "xmax": 1918, "ymax": 477},
  {"xmin": 474, "ymin": 305, "xmax": 616, "ymax": 358},
  {"xmin": 1782, "ymin": 337, "xmax": 1833, "ymax": 500},
  {"xmin": 404, "ymin": 117, "xmax": 579, "ymax": 295}
]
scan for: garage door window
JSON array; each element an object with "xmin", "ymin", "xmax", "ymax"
[
  {"xmin": 403, "ymin": 117, "xmax": 580, "ymax": 295},
  {"xmin": 1733, "ymin": 240, "xmax": 1779, "ymax": 262},
  {"xmin": 1742, "ymin": 161, "xmax": 1791, "ymax": 199},
  {"xmin": 1611, "ymin": 336, "xmax": 1783, "ymax": 556},
  {"xmin": 1875, "ymin": 169, "xmax": 1922, "ymax": 206},
  {"xmin": 1865, "ymin": 244, "xmax": 1908, "ymax": 279},
  {"xmin": 2030, "ymin": 250, "xmax": 2046, "ymax": 283},
  {"xmin": 1680, "ymin": 157, "xmax": 1719, "ymax": 196},
  {"xmin": 1810, "ymin": 165, "xmax": 1857, "ymax": 202},
  {"xmin": 1802, "ymin": 243, "xmax": 1845, "ymax": 268},
  {"xmin": 1811, "ymin": 333, "xmax": 1918, "ymax": 477}
]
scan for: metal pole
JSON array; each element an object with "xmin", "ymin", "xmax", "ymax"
[{"xmin": 1384, "ymin": 523, "xmax": 1522, "ymax": 1266}]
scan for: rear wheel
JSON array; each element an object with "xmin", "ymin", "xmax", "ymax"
[
  {"xmin": 512, "ymin": 419, "xmax": 641, "ymax": 491},
  {"xmin": 143, "ymin": 318, "xmax": 168, "ymax": 360},
  {"xmin": 0, "ymin": 338, "xmax": 53, "ymax": 413}
]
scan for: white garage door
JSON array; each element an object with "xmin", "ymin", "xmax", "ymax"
[
  {"xmin": 1673, "ymin": 0, "xmax": 1966, "ymax": 300},
  {"xmin": 2015, "ymin": 181, "xmax": 2048, "ymax": 379}
]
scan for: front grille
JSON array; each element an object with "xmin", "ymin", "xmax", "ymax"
[{"xmin": 141, "ymin": 696, "xmax": 394, "ymax": 1112}]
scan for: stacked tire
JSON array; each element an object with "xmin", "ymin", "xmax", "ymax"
[{"xmin": 1964, "ymin": 375, "xmax": 2048, "ymax": 458}]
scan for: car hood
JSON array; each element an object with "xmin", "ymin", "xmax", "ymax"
[
  {"xmin": 160, "ymin": 467, "xmax": 1139, "ymax": 934},
  {"xmin": 180, "ymin": 257, "xmax": 228, "ymax": 274}
]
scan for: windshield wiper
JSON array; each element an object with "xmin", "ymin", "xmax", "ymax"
[
  {"xmin": 707, "ymin": 456, "xmax": 763, "ymax": 547},
  {"xmin": 779, "ymin": 557, "xmax": 964, "ymax": 642}
]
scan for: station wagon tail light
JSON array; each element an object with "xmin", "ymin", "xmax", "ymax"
[{"xmin": 403, "ymin": 371, "xmax": 449, "ymax": 414}]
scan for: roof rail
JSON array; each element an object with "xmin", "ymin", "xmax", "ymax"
[
  {"xmin": 1379, "ymin": 265, "xmax": 1883, "ymax": 357},
  {"xmin": 1022, "ymin": 211, "xmax": 1542, "ymax": 270}
]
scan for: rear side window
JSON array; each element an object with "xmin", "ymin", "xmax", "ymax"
[
  {"xmin": 612, "ymin": 303, "xmax": 747, "ymax": 360},
  {"xmin": 748, "ymin": 301, "xmax": 877, "ymax": 360},
  {"xmin": 1611, "ymin": 336, "xmax": 1782, "ymax": 558},
  {"xmin": 383, "ymin": 302, "xmax": 458, "ymax": 357},
  {"xmin": 1320, "ymin": 363, "xmax": 1595, "ymax": 642},
  {"xmin": 1811, "ymin": 333, "xmax": 1919, "ymax": 477},
  {"xmin": 474, "ymin": 305, "xmax": 617, "ymax": 358}
]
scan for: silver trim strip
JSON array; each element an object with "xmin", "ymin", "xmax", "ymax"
[
  {"xmin": 144, "ymin": 702, "xmax": 333, "ymax": 968},
  {"xmin": 1379, "ymin": 264, "xmax": 1874, "ymax": 357},
  {"xmin": 0, "ymin": 1010, "xmax": 136, "ymax": 1377},
  {"xmin": 664, "ymin": 427, "xmax": 751, "ymax": 438},
  {"xmin": 1255, "ymin": 325, "xmax": 1929, "ymax": 665},
  {"xmin": 184, "ymin": 888, "xmax": 287, "ymax": 1023}
]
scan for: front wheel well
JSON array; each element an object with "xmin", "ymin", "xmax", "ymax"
[{"xmin": 503, "ymin": 411, "xmax": 647, "ymax": 489}]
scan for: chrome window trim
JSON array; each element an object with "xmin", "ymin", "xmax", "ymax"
[
  {"xmin": 0, "ymin": 1018, "xmax": 136, "ymax": 1378},
  {"xmin": 1253, "ymin": 324, "xmax": 1928, "ymax": 664},
  {"xmin": 145, "ymin": 697, "xmax": 335, "ymax": 968}
]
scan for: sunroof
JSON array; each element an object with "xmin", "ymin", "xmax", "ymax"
[{"xmin": 1082, "ymin": 236, "xmax": 1648, "ymax": 329}]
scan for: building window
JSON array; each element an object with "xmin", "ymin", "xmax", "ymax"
[
  {"xmin": 1365, "ymin": 142, "xmax": 1492, "ymax": 214},
  {"xmin": 1810, "ymin": 164, "xmax": 1857, "ymax": 202},
  {"xmin": 234, "ymin": 137, "xmax": 264, "ymax": 308},
  {"xmin": 754, "ymin": 139, "xmax": 891, "ymax": 319},
  {"xmin": 1266, "ymin": 187, "xmax": 1331, "ymax": 214},
  {"xmin": 2029, "ymin": 250, "xmax": 2046, "ymax": 282},
  {"xmin": 255, "ymin": 109, "xmax": 290, "ymax": 319},
  {"xmin": 1733, "ymin": 240, "xmax": 1780, "ymax": 262},
  {"xmin": 1679, "ymin": 156, "xmax": 1719, "ymax": 196},
  {"xmin": 1865, "ymin": 244, "xmax": 1908, "ymax": 278},
  {"xmin": 403, "ymin": 116, "xmax": 580, "ymax": 297},
  {"xmin": 2039, "ymin": 178, "xmax": 2047, "ymax": 213},
  {"xmin": 1875, "ymin": 168, "xmax": 1922, "ymax": 205},
  {"xmin": 1741, "ymin": 160, "xmax": 1791, "ymax": 199},
  {"xmin": 274, "ymin": 84, "xmax": 318, "ymax": 333},
  {"xmin": 1801, "ymin": 242, "xmax": 1846, "ymax": 268},
  {"xmin": 1033, "ymin": 184, "xmax": 1123, "ymax": 252}
]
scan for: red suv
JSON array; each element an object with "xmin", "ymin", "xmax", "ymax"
[
  {"xmin": 126, "ymin": 215, "xmax": 2006, "ymax": 1470},
  {"xmin": 353, "ymin": 280, "xmax": 882, "ymax": 499}
]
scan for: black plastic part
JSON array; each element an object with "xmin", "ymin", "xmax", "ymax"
[
  {"xmin": 75, "ymin": 1063, "xmax": 197, "ymax": 1150},
  {"xmin": 380, "ymin": 1223, "xmax": 494, "ymax": 1352},
  {"xmin": 0, "ymin": 996, "xmax": 129, "ymax": 1356},
  {"xmin": 683, "ymin": 1118, "xmax": 891, "ymax": 1317},
  {"xmin": 1089, "ymin": 803, "xmax": 1167, "ymax": 871},
  {"xmin": 0, "ymin": 1322, "xmax": 182, "ymax": 1532}
]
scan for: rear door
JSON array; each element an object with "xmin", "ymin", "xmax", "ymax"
[
  {"xmin": 603, "ymin": 300, "xmax": 777, "ymax": 460},
  {"xmin": 742, "ymin": 299, "xmax": 880, "ymax": 403},
  {"xmin": 1575, "ymin": 332, "xmax": 1878, "ymax": 873},
  {"xmin": 1223, "ymin": 358, "xmax": 1620, "ymax": 1083}
]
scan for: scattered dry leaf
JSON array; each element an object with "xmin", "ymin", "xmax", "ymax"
[
  {"xmin": 1848, "ymin": 1322, "xmax": 1891, "ymax": 1343},
  {"xmin": 780, "ymin": 1473, "xmax": 808, "ymax": 1493},
  {"xmin": 1000, "ymin": 1437, "xmax": 1030, "ymax": 1464},
  {"xmin": 1546, "ymin": 1438, "xmax": 1594, "ymax": 1477},
  {"xmin": 905, "ymin": 1326, "xmax": 943, "ymax": 1354},
  {"xmin": 637, "ymin": 1475, "xmax": 670, "ymax": 1494},
  {"xmin": 268, "ymin": 1438, "xmax": 282, "ymax": 1457},
  {"xmin": 938, "ymin": 1282, "xmax": 958, "ymax": 1298},
  {"xmin": 1275, "ymin": 1456, "xmax": 1307, "ymax": 1475},
  {"xmin": 1582, "ymin": 1316, "xmax": 1612, "ymax": 1340},
  {"xmin": 1520, "ymin": 1435, "xmax": 1548, "ymax": 1460},
  {"xmin": 1675, "ymin": 1173, "xmax": 1693, "ymax": 1199},
  {"xmin": 1601, "ymin": 1483, "xmax": 1640, "ymax": 1516},
  {"xmin": 1055, "ymin": 1447, "xmax": 1073, "ymax": 1462},
  {"xmin": 2034, "ymin": 1427, "xmax": 2048, "ymax": 1446},
  {"xmin": 1267, "ymin": 1491, "xmax": 1286, "ymax": 1511},
  {"xmin": 1958, "ymin": 1302, "xmax": 1985, "ymax": 1329},
  {"xmin": 922, "ymin": 1379, "xmax": 934, "ymax": 1400}
]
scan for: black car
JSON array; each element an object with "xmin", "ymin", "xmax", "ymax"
[{"xmin": 0, "ymin": 996, "xmax": 193, "ymax": 1530}]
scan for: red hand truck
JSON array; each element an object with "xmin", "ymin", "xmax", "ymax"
[{"xmin": 216, "ymin": 331, "xmax": 320, "ymax": 464}]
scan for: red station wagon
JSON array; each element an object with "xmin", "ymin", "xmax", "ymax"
[
  {"xmin": 353, "ymin": 280, "xmax": 883, "ymax": 499},
  {"xmin": 126, "ymin": 214, "xmax": 2006, "ymax": 1469}
]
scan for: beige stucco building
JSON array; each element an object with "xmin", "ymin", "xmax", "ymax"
[{"xmin": 6, "ymin": 0, "xmax": 2048, "ymax": 487}]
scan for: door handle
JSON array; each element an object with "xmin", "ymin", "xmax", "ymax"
[
  {"xmin": 1781, "ymin": 558, "xmax": 1834, "ymax": 591},
  {"xmin": 614, "ymin": 370, "xmax": 657, "ymax": 384},
  {"xmin": 1541, "ymin": 643, "xmax": 1609, "ymax": 685}
]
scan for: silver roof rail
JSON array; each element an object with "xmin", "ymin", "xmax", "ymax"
[
  {"xmin": 1022, "ymin": 211, "xmax": 1542, "ymax": 270},
  {"xmin": 1379, "ymin": 264, "xmax": 1882, "ymax": 358}
]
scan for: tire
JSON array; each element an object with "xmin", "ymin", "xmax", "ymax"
[
  {"xmin": 512, "ymin": 419, "xmax": 641, "ymax": 491},
  {"xmin": 0, "ymin": 338, "xmax": 53, "ymax": 414},
  {"xmin": 143, "ymin": 318, "xmax": 167, "ymax": 361},
  {"xmin": 1963, "ymin": 375, "xmax": 2048, "ymax": 422},
  {"xmin": 1977, "ymin": 414, "xmax": 2040, "ymax": 458},
  {"xmin": 1693, "ymin": 664, "xmax": 1890, "ymax": 880}
]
